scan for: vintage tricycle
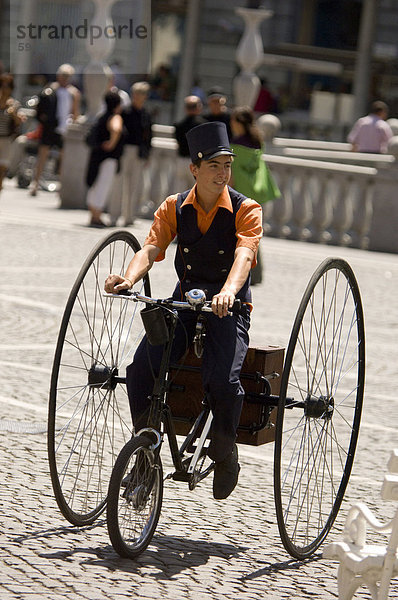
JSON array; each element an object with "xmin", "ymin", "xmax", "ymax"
[{"xmin": 47, "ymin": 231, "xmax": 365, "ymax": 560}]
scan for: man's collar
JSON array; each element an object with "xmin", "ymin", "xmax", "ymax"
[{"xmin": 181, "ymin": 185, "xmax": 233, "ymax": 213}]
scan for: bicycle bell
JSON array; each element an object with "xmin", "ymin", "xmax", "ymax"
[{"xmin": 185, "ymin": 289, "xmax": 206, "ymax": 306}]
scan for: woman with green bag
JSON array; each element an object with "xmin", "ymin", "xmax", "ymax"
[{"xmin": 230, "ymin": 106, "xmax": 280, "ymax": 284}]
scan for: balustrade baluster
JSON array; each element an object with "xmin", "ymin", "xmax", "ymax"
[
  {"xmin": 289, "ymin": 174, "xmax": 312, "ymax": 241},
  {"xmin": 349, "ymin": 179, "xmax": 374, "ymax": 249},
  {"xmin": 311, "ymin": 173, "xmax": 333, "ymax": 243},
  {"xmin": 261, "ymin": 196, "xmax": 274, "ymax": 236},
  {"xmin": 330, "ymin": 175, "xmax": 354, "ymax": 246},
  {"xmin": 267, "ymin": 167, "xmax": 292, "ymax": 239}
]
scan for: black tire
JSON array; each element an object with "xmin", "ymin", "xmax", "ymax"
[
  {"xmin": 48, "ymin": 231, "xmax": 151, "ymax": 526},
  {"xmin": 107, "ymin": 435, "xmax": 163, "ymax": 558},
  {"xmin": 274, "ymin": 258, "xmax": 365, "ymax": 559}
]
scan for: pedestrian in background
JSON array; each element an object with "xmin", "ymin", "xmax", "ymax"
[
  {"xmin": 109, "ymin": 81, "xmax": 152, "ymax": 227},
  {"xmin": 150, "ymin": 64, "xmax": 176, "ymax": 102},
  {"xmin": 348, "ymin": 100, "xmax": 393, "ymax": 153},
  {"xmin": 30, "ymin": 63, "xmax": 80, "ymax": 196},
  {"xmin": 173, "ymin": 95, "xmax": 205, "ymax": 192},
  {"xmin": 0, "ymin": 73, "xmax": 22, "ymax": 196},
  {"xmin": 230, "ymin": 106, "xmax": 280, "ymax": 204},
  {"xmin": 204, "ymin": 87, "xmax": 232, "ymax": 140},
  {"xmin": 106, "ymin": 72, "xmax": 130, "ymax": 110},
  {"xmin": 85, "ymin": 91, "xmax": 124, "ymax": 228},
  {"xmin": 230, "ymin": 106, "xmax": 281, "ymax": 284}
]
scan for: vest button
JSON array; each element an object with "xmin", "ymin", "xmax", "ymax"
[
  {"xmin": 184, "ymin": 247, "xmax": 189, "ymax": 253},
  {"xmin": 187, "ymin": 264, "xmax": 192, "ymax": 270},
  {"xmin": 221, "ymin": 268, "xmax": 227, "ymax": 273},
  {"xmin": 186, "ymin": 279, "xmax": 191, "ymax": 283},
  {"xmin": 218, "ymin": 250, "xmax": 225, "ymax": 254}
]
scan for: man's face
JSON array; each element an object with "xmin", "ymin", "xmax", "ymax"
[
  {"xmin": 57, "ymin": 74, "xmax": 70, "ymax": 87},
  {"xmin": 132, "ymin": 92, "xmax": 147, "ymax": 109},
  {"xmin": 185, "ymin": 95, "xmax": 202, "ymax": 115},
  {"xmin": 191, "ymin": 155, "xmax": 232, "ymax": 195},
  {"xmin": 207, "ymin": 96, "xmax": 225, "ymax": 115}
]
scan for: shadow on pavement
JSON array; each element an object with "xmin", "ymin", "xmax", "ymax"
[
  {"xmin": 11, "ymin": 519, "xmax": 107, "ymax": 544},
  {"xmin": 241, "ymin": 553, "xmax": 323, "ymax": 580},
  {"xmin": 34, "ymin": 534, "xmax": 248, "ymax": 578}
]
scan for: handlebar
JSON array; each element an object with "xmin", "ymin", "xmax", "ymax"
[{"xmin": 103, "ymin": 289, "xmax": 242, "ymax": 315}]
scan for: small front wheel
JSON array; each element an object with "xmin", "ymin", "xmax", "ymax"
[{"xmin": 107, "ymin": 435, "xmax": 163, "ymax": 559}]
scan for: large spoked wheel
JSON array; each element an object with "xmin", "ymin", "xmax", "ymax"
[
  {"xmin": 48, "ymin": 231, "xmax": 150, "ymax": 526},
  {"xmin": 274, "ymin": 257, "xmax": 365, "ymax": 559},
  {"xmin": 107, "ymin": 435, "xmax": 163, "ymax": 558}
]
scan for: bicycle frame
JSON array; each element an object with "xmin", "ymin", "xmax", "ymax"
[
  {"xmin": 104, "ymin": 290, "xmax": 282, "ymax": 487},
  {"xmin": 137, "ymin": 306, "xmax": 216, "ymax": 487}
]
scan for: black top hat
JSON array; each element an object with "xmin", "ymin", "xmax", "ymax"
[{"xmin": 186, "ymin": 121, "xmax": 235, "ymax": 162}]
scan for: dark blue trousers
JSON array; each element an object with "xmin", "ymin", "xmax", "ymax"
[{"xmin": 126, "ymin": 306, "xmax": 250, "ymax": 463}]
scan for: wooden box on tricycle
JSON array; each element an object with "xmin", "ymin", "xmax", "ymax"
[{"xmin": 168, "ymin": 345, "xmax": 284, "ymax": 446}]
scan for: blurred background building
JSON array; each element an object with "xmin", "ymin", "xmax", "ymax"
[{"xmin": 0, "ymin": 0, "xmax": 397, "ymax": 128}]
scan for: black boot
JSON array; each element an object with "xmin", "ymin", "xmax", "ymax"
[{"xmin": 213, "ymin": 444, "xmax": 240, "ymax": 500}]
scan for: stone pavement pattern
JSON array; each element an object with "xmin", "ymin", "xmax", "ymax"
[{"xmin": 0, "ymin": 180, "xmax": 397, "ymax": 600}]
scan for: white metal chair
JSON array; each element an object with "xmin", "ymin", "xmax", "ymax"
[{"xmin": 323, "ymin": 449, "xmax": 398, "ymax": 600}]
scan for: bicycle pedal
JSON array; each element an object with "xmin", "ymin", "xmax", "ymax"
[{"xmin": 171, "ymin": 470, "xmax": 191, "ymax": 482}]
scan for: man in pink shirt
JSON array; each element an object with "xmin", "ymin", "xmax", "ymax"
[{"xmin": 348, "ymin": 101, "xmax": 393, "ymax": 153}]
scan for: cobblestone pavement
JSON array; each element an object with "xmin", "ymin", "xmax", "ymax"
[{"xmin": 1, "ymin": 180, "xmax": 397, "ymax": 599}]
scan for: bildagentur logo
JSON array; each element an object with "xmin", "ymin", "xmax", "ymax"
[{"xmin": 16, "ymin": 18, "xmax": 148, "ymax": 46}]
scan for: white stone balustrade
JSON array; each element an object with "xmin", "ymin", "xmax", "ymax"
[
  {"xmin": 257, "ymin": 114, "xmax": 398, "ymax": 252},
  {"xmin": 272, "ymin": 138, "xmax": 352, "ymax": 152},
  {"xmin": 278, "ymin": 147, "xmax": 395, "ymax": 168},
  {"xmin": 261, "ymin": 153, "xmax": 378, "ymax": 250},
  {"xmin": 323, "ymin": 449, "xmax": 398, "ymax": 600}
]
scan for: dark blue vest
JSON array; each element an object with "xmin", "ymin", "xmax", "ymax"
[{"xmin": 173, "ymin": 187, "xmax": 252, "ymax": 303}]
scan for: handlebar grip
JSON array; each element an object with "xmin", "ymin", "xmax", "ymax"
[
  {"xmin": 232, "ymin": 298, "xmax": 242, "ymax": 312},
  {"xmin": 202, "ymin": 298, "xmax": 242, "ymax": 314}
]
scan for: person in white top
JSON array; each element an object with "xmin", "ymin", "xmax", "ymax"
[
  {"xmin": 30, "ymin": 64, "xmax": 80, "ymax": 196},
  {"xmin": 347, "ymin": 101, "xmax": 393, "ymax": 153},
  {"xmin": 0, "ymin": 73, "xmax": 22, "ymax": 195}
]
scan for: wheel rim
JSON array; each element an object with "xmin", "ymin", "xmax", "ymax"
[
  {"xmin": 114, "ymin": 447, "xmax": 162, "ymax": 555},
  {"xmin": 48, "ymin": 231, "xmax": 149, "ymax": 524},
  {"xmin": 274, "ymin": 258, "xmax": 365, "ymax": 558}
]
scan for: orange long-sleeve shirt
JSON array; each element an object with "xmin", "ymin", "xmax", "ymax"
[{"xmin": 144, "ymin": 185, "xmax": 262, "ymax": 265}]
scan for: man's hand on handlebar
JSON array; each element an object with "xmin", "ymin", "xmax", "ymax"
[
  {"xmin": 211, "ymin": 290, "xmax": 236, "ymax": 318},
  {"xmin": 104, "ymin": 274, "xmax": 133, "ymax": 294}
]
